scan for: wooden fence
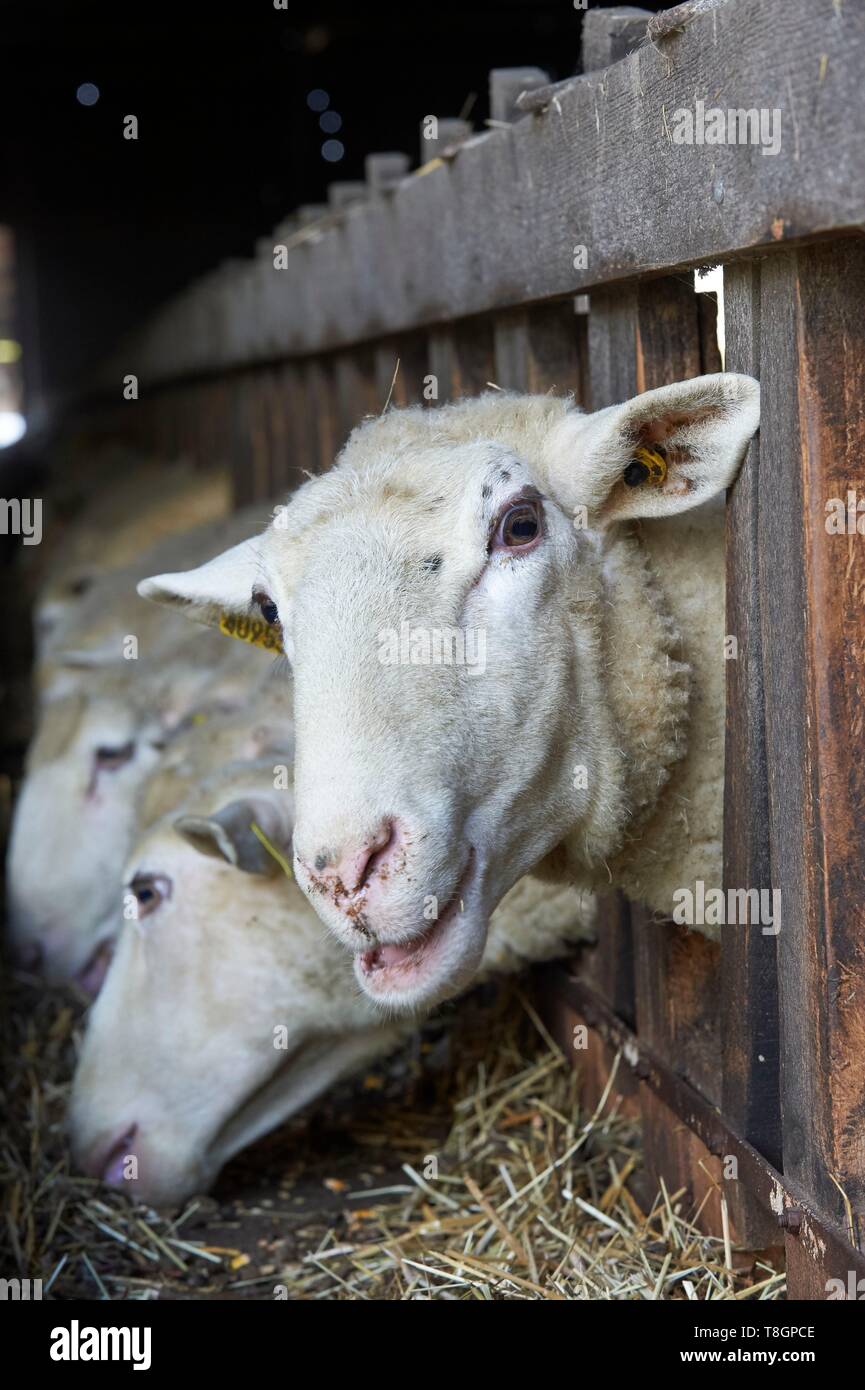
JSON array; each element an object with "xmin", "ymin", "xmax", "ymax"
[{"xmin": 77, "ymin": 0, "xmax": 865, "ymax": 1299}]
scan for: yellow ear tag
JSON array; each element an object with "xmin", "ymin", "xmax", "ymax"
[
  {"xmin": 219, "ymin": 612, "xmax": 282, "ymax": 651},
  {"xmin": 630, "ymin": 444, "xmax": 668, "ymax": 486},
  {"xmin": 250, "ymin": 821, "xmax": 293, "ymax": 880}
]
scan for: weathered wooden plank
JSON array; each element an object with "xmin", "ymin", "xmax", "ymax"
[
  {"xmin": 489, "ymin": 67, "xmax": 550, "ymax": 126},
  {"xmin": 229, "ymin": 375, "xmax": 256, "ymax": 507},
  {"xmin": 280, "ymin": 361, "xmax": 320, "ymax": 487},
  {"xmin": 592, "ymin": 273, "xmax": 728, "ymax": 1234},
  {"xmin": 587, "ymin": 286, "xmax": 636, "ymax": 407},
  {"xmin": 493, "ymin": 302, "xmax": 581, "ymax": 397},
  {"xmin": 334, "ymin": 348, "xmax": 379, "ymax": 446},
  {"xmin": 581, "ymin": 6, "xmax": 651, "ymax": 72},
  {"xmin": 554, "ymin": 282, "xmax": 643, "ymax": 1145},
  {"xmin": 421, "ymin": 117, "xmax": 472, "ymax": 162},
  {"xmin": 304, "ymin": 359, "xmax": 340, "ymax": 473},
  {"xmin": 328, "ymin": 182, "xmax": 367, "ymax": 212},
  {"xmin": 721, "ymin": 260, "xmax": 782, "ymax": 1250},
  {"xmin": 633, "ymin": 911, "xmax": 722, "ymax": 1107},
  {"xmin": 541, "ymin": 964, "xmax": 863, "ymax": 1286},
  {"xmin": 428, "ymin": 320, "xmax": 495, "ymax": 403},
  {"xmin": 374, "ymin": 335, "xmax": 429, "ymax": 409},
  {"xmin": 758, "ymin": 242, "xmax": 865, "ymax": 1276},
  {"xmin": 365, "ymin": 153, "xmax": 411, "ymax": 192},
  {"xmin": 98, "ymin": 0, "xmax": 865, "ymax": 385}
]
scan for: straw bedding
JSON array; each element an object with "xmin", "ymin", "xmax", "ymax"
[{"xmin": 1, "ymin": 970, "xmax": 783, "ymax": 1301}]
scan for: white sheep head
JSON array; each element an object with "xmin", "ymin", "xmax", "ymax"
[
  {"xmin": 139, "ymin": 374, "xmax": 759, "ymax": 1014},
  {"xmin": 67, "ymin": 759, "xmax": 412, "ymax": 1207},
  {"xmin": 68, "ymin": 756, "xmax": 592, "ymax": 1209}
]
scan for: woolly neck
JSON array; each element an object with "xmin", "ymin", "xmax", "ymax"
[{"xmin": 567, "ymin": 522, "xmax": 692, "ymax": 889}]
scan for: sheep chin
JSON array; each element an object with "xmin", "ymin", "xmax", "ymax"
[{"xmin": 355, "ymin": 853, "xmax": 488, "ymax": 1014}]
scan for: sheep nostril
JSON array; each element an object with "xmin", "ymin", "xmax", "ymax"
[
  {"xmin": 308, "ymin": 820, "xmax": 400, "ymax": 897},
  {"xmin": 359, "ymin": 822, "xmax": 396, "ymax": 889}
]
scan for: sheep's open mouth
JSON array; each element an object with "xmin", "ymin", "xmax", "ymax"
[{"xmin": 358, "ymin": 851, "xmax": 475, "ymax": 993}]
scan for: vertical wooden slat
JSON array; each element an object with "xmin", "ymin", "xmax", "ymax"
[
  {"xmin": 632, "ymin": 278, "xmax": 724, "ymax": 1233},
  {"xmin": 250, "ymin": 370, "xmax": 274, "ymax": 501},
  {"xmin": 428, "ymin": 320, "xmax": 494, "ymax": 403},
  {"xmin": 504, "ymin": 296, "xmax": 637, "ymax": 1118},
  {"xmin": 758, "ymin": 242, "xmax": 865, "ymax": 1284},
  {"xmin": 586, "ymin": 286, "xmax": 638, "ymax": 410},
  {"xmin": 230, "ymin": 374, "xmax": 255, "ymax": 507},
  {"xmin": 589, "ymin": 274, "xmax": 734, "ymax": 1233},
  {"xmin": 304, "ymin": 358, "xmax": 339, "ymax": 473},
  {"xmin": 493, "ymin": 303, "xmax": 581, "ymax": 397},
  {"xmin": 374, "ymin": 335, "xmax": 429, "ymax": 408},
  {"xmin": 581, "ymin": 284, "xmax": 643, "ymax": 1062},
  {"xmin": 721, "ymin": 260, "xmax": 782, "ymax": 1250},
  {"xmin": 334, "ymin": 348, "xmax": 379, "ymax": 447},
  {"xmin": 283, "ymin": 361, "xmax": 320, "ymax": 483}
]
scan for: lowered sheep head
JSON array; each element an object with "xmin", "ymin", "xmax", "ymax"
[
  {"xmin": 5, "ymin": 642, "xmax": 284, "ymax": 990},
  {"xmin": 69, "ymin": 757, "xmax": 593, "ymax": 1208},
  {"xmin": 69, "ymin": 762, "xmax": 403, "ymax": 1208},
  {"xmin": 139, "ymin": 375, "xmax": 759, "ymax": 1013}
]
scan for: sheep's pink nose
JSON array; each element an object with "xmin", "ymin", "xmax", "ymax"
[{"xmin": 307, "ymin": 820, "xmax": 401, "ymax": 896}]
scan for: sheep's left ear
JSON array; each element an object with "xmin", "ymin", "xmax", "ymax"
[
  {"xmin": 137, "ymin": 536, "xmax": 267, "ymax": 633},
  {"xmin": 543, "ymin": 373, "xmax": 759, "ymax": 527},
  {"xmin": 174, "ymin": 797, "xmax": 290, "ymax": 877}
]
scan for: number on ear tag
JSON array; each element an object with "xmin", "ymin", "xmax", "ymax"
[{"xmin": 219, "ymin": 613, "xmax": 281, "ymax": 651}]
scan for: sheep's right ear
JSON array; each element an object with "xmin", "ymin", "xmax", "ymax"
[{"xmin": 137, "ymin": 537, "xmax": 265, "ymax": 633}]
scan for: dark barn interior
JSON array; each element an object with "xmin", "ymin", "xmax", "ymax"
[{"xmin": 1, "ymin": 0, "xmax": 864, "ymax": 1322}]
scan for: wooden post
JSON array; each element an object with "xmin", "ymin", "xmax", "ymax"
[
  {"xmin": 721, "ymin": 261, "xmax": 783, "ymax": 1250},
  {"xmin": 588, "ymin": 273, "xmax": 736, "ymax": 1238},
  {"xmin": 327, "ymin": 182, "xmax": 367, "ymax": 212},
  {"xmin": 365, "ymin": 152, "xmax": 410, "ymax": 191},
  {"xmin": 757, "ymin": 242, "xmax": 865, "ymax": 1291},
  {"xmin": 489, "ymin": 68, "xmax": 549, "ymax": 125},
  {"xmin": 420, "ymin": 117, "xmax": 471, "ymax": 163},
  {"xmin": 580, "ymin": 6, "xmax": 651, "ymax": 72}
]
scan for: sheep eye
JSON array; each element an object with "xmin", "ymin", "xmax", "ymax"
[
  {"xmin": 129, "ymin": 873, "xmax": 171, "ymax": 919},
  {"xmin": 254, "ymin": 591, "xmax": 279, "ymax": 625},
  {"xmin": 493, "ymin": 500, "xmax": 541, "ymax": 551},
  {"xmin": 95, "ymin": 741, "xmax": 136, "ymax": 771}
]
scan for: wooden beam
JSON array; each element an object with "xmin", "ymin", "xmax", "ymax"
[
  {"xmin": 758, "ymin": 242, "xmax": 865, "ymax": 1275},
  {"xmin": 96, "ymin": 0, "xmax": 865, "ymax": 386},
  {"xmin": 721, "ymin": 260, "xmax": 782, "ymax": 1249}
]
